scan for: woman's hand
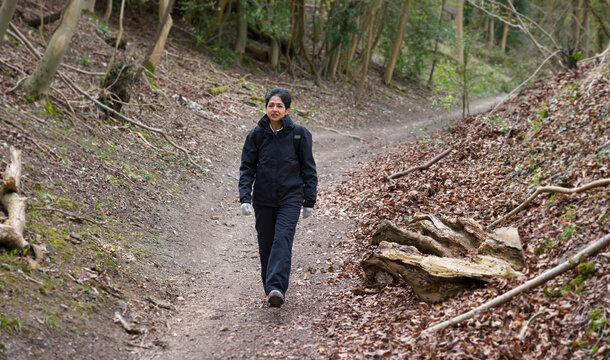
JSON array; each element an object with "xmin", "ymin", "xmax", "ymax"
[
  {"xmin": 241, "ymin": 203, "xmax": 253, "ymax": 216},
  {"xmin": 302, "ymin": 207, "xmax": 313, "ymax": 219}
]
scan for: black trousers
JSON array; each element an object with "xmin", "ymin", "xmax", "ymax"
[{"xmin": 253, "ymin": 202, "xmax": 301, "ymax": 295}]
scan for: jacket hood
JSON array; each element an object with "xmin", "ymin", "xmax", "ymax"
[{"xmin": 258, "ymin": 113, "xmax": 295, "ymax": 131}]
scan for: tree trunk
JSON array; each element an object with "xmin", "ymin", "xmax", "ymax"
[
  {"xmin": 23, "ymin": 0, "xmax": 86, "ymax": 100},
  {"xmin": 456, "ymin": 0, "xmax": 464, "ymax": 63},
  {"xmin": 235, "ymin": 0, "xmax": 247, "ymax": 60},
  {"xmin": 148, "ymin": 0, "xmax": 174, "ymax": 69},
  {"xmin": 488, "ymin": 18, "xmax": 494, "ymax": 46},
  {"xmin": 355, "ymin": 0, "xmax": 382, "ymax": 104},
  {"xmin": 269, "ymin": 37, "xmax": 280, "ymax": 71},
  {"xmin": 207, "ymin": 0, "xmax": 228, "ymax": 41},
  {"xmin": 83, "ymin": 0, "xmax": 96, "ymax": 12},
  {"xmin": 501, "ymin": 11, "xmax": 512, "ymax": 52},
  {"xmin": 0, "ymin": 0, "xmax": 19, "ymax": 43},
  {"xmin": 362, "ymin": 217, "xmax": 524, "ymax": 303},
  {"xmin": 571, "ymin": 0, "xmax": 580, "ymax": 50},
  {"xmin": 104, "ymin": 0, "xmax": 113, "ymax": 22},
  {"xmin": 427, "ymin": 0, "xmax": 446, "ymax": 87},
  {"xmin": 383, "ymin": 0, "xmax": 412, "ymax": 84}
]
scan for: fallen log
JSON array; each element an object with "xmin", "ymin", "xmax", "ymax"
[
  {"xmin": 0, "ymin": 147, "xmax": 28, "ymax": 250},
  {"xmin": 387, "ymin": 148, "xmax": 453, "ymax": 180},
  {"xmin": 419, "ymin": 232, "xmax": 610, "ymax": 337},
  {"xmin": 362, "ymin": 217, "xmax": 524, "ymax": 302}
]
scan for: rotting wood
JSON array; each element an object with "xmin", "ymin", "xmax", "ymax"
[
  {"xmin": 0, "ymin": 146, "xmax": 28, "ymax": 250},
  {"xmin": 387, "ymin": 148, "xmax": 453, "ymax": 180},
  {"xmin": 363, "ymin": 217, "xmax": 524, "ymax": 302},
  {"xmin": 2, "ymin": 146, "xmax": 21, "ymax": 193},
  {"xmin": 490, "ymin": 178, "xmax": 610, "ymax": 227},
  {"xmin": 417, "ymin": 233, "xmax": 610, "ymax": 337}
]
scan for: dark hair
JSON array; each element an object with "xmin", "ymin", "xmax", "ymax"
[{"xmin": 264, "ymin": 88, "xmax": 291, "ymax": 109}]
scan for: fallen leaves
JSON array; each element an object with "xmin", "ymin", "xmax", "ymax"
[{"xmin": 316, "ymin": 62, "xmax": 610, "ymax": 357}]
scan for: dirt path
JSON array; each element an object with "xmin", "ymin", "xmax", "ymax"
[{"xmin": 140, "ymin": 97, "xmax": 502, "ymax": 359}]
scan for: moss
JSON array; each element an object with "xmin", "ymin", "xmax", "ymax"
[{"xmin": 209, "ymin": 86, "xmax": 226, "ymax": 96}]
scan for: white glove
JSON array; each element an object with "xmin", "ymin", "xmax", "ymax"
[
  {"xmin": 241, "ymin": 203, "xmax": 253, "ymax": 216},
  {"xmin": 302, "ymin": 207, "xmax": 313, "ymax": 219}
]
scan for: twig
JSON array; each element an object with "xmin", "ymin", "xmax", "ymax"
[
  {"xmin": 60, "ymin": 63, "xmax": 106, "ymax": 76},
  {"xmin": 490, "ymin": 178, "xmax": 610, "ymax": 227},
  {"xmin": 418, "ymin": 233, "xmax": 610, "ymax": 337},
  {"xmin": 388, "ymin": 148, "xmax": 453, "ymax": 180},
  {"xmin": 518, "ymin": 311, "xmax": 544, "ymax": 340},
  {"xmin": 32, "ymin": 207, "xmax": 108, "ymax": 227}
]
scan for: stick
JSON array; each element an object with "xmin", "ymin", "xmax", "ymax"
[
  {"xmin": 388, "ymin": 148, "xmax": 453, "ymax": 180},
  {"xmin": 419, "ymin": 233, "xmax": 610, "ymax": 337},
  {"xmin": 490, "ymin": 178, "xmax": 610, "ymax": 227}
]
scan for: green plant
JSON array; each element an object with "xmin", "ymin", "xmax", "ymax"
[
  {"xmin": 560, "ymin": 224, "xmax": 577, "ymax": 241},
  {"xmin": 534, "ymin": 236, "xmax": 554, "ymax": 255},
  {"xmin": 0, "ymin": 314, "xmax": 23, "ymax": 333},
  {"xmin": 43, "ymin": 313, "xmax": 56, "ymax": 329},
  {"xmin": 77, "ymin": 54, "xmax": 92, "ymax": 66}
]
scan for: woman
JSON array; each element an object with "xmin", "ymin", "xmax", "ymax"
[{"xmin": 239, "ymin": 88, "xmax": 318, "ymax": 308}]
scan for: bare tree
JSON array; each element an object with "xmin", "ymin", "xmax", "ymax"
[
  {"xmin": 456, "ymin": 0, "xmax": 464, "ymax": 63},
  {"xmin": 383, "ymin": 0, "xmax": 412, "ymax": 84},
  {"xmin": 23, "ymin": 0, "xmax": 86, "ymax": 99},
  {"xmin": 235, "ymin": 0, "xmax": 247, "ymax": 61},
  {"xmin": 0, "ymin": 0, "xmax": 20, "ymax": 43},
  {"xmin": 148, "ymin": 0, "xmax": 174, "ymax": 70}
]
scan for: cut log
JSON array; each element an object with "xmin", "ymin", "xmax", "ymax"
[
  {"xmin": 0, "ymin": 193, "xmax": 27, "ymax": 249},
  {"xmin": 0, "ymin": 146, "xmax": 28, "ymax": 250},
  {"xmin": 2, "ymin": 146, "xmax": 21, "ymax": 193},
  {"xmin": 363, "ymin": 216, "xmax": 524, "ymax": 302}
]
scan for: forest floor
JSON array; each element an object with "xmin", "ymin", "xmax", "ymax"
[{"xmin": 1, "ymin": 3, "xmax": 609, "ymax": 360}]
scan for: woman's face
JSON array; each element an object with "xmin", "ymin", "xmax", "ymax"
[{"xmin": 265, "ymin": 95, "xmax": 290, "ymax": 122}]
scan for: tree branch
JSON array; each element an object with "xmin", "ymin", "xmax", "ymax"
[
  {"xmin": 490, "ymin": 178, "xmax": 610, "ymax": 228},
  {"xmin": 387, "ymin": 148, "xmax": 453, "ymax": 180},
  {"xmin": 418, "ymin": 233, "xmax": 610, "ymax": 337}
]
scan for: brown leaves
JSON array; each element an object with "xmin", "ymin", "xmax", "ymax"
[{"xmin": 317, "ymin": 64, "xmax": 610, "ymax": 358}]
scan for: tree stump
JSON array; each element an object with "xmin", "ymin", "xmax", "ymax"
[{"xmin": 362, "ymin": 215, "xmax": 525, "ymax": 302}]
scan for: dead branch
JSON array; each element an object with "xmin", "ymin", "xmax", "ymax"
[
  {"xmin": 418, "ymin": 233, "xmax": 610, "ymax": 337},
  {"xmin": 388, "ymin": 148, "xmax": 453, "ymax": 180},
  {"xmin": 490, "ymin": 178, "xmax": 610, "ymax": 227}
]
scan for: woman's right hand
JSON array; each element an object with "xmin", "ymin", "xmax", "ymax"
[{"xmin": 240, "ymin": 203, "xmax": 253, "ymax": 216}]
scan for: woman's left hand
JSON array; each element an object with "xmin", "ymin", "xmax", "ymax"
[{"xmin": 302, "ymin": 207, "xmax": 313, "ymax": 219}]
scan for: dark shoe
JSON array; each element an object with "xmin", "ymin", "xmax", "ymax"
[{"xmin": 268, "ymin": 290, "xmax": 284, "ymax": 308}]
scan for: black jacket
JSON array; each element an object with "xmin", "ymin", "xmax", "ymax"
[{"xmin": 239, "ymin": 114, "xmax": 317, "ymax": 208}]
